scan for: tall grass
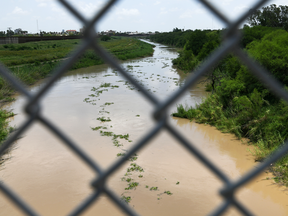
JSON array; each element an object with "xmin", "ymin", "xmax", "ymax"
[
  {"xmin": 0, "ymin": 37, "xmax": 154, "ymax": 67},
  {"xmin": 0, "ymin": 37, "xmax": 155, "ymax": 145}
]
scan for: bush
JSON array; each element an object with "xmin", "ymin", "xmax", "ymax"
[{"xmin": 101, "ymin": 35, "xmax": 111, "ymax": 41}]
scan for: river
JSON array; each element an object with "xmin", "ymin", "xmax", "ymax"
[{"xmin": 0, "ymin": 40, "xmax": 288, "ymax": 216}]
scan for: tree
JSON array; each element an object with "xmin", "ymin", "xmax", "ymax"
[
  {"xmin": 173, "ymin": 27, "xmax": 182, "ymax": 32},
  {"xmin": 185, "ymin": 30, "xmax": 208, "ymax": 56},
  {"xmin": 101, "ymin": 35, "xmax": 111, "ymax": 41},
  {"xmin": 7, "ymin": 29, "xmax": 14, "ymax": 37},
  {"xmin": 247, "ymin": 4, "xmax": 288, "ymax": 31},
  {"xmin": 0, "ymin": 31, "xmax": 5, "ymax": 37}
]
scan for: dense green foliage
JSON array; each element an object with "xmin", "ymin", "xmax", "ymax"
[
  {"xmin": 0, "ymin": 37, "xmax": 154, "ymax": 145},
  {"xmin": 150, "ymin": 30, "xmax": 193, "ymax": 48},
  {"xmin": 173, "ymin": 26, "xmax": 288, "ymax": 185},
  {"xmin": 248, "ymin": 4, "xmax": 288, "ymax": 31},
  {"xmin": 151, "ymin": 29, "xmax": 221, "ymax": 71},
  {"xmin": 101, "ymin": 35, "xmax": 111, "ymax": 41}
]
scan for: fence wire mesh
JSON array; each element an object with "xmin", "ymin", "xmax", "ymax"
[{"xmin": 0, "ymin": 0, "xmax": 286, "ymax": 215}]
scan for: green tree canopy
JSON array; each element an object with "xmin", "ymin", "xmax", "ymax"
[{"xmin": 247, "ymin": 4, "xmax": 288, "ymax": 31}]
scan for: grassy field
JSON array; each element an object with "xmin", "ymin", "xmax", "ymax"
[
  {"xmin": 0, "ymin": 37, "xmax": 154, "ymax": 66},
  {"xmin": 0, "ymin": 37, "xmax": 155, "ymax": 145}
]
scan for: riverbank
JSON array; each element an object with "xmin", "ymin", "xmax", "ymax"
[
  {"xmin": 0, "ymin": 37, "xmax": 155, "ymax": 145},
  {"xmin": 171, "ymin": 27, "xmax": 288, "ymax": 186}
]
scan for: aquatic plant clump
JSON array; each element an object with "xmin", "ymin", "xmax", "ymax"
[
  {"xmin": 121, "ymin": 196, "xmax": 131, "ymax": 203},
  {"xmin": 125, "ymin": 182, "xmax": 139, "ymax": 190},
  {"xmin": 127, "ymin": 163, "xmax": 144, "ymax": 172}
]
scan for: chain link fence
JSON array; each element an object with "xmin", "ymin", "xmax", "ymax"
[{"xmin": 0, "ymin": 0, "xmax": 287, "ymax": 215}]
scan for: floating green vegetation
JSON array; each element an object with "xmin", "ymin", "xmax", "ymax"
[
  {"xmin": 97, "ymin": 117, "xmax": 111, "ymax": 122},
  {"xmin": 82, "ymin": 76, "xmax": 89, "ymax": 79},
  {"xmin": 121, "ymin": 196, "xmax": 131, "ymax": 204},
  {"xmin": 99, "ymin": 110, "xmax": 110, "ymax": 114},
  {"xmin": 113, "ymin": 139, "xmax": 122, "ymax": 147},
  {"xmin": 164, "ymin": 191, "xmax": 173, "ymax": 195},
  {"xmin": 138, "ymin": 174, "xmax": 143, "ymax": 178},
  {"xmin": 127, "ymin": 163, "xmax": 144, "ymax": 172},
  {"xmin": 89, "ymin": 87, "xmax": 109, "ymax": 98},
  {"xmin": 125, "ymin": 172, "xmax": 132, "ymax": 176},
  {"xmin": 100, "ymin": 131, "xmax": 113, "ymax": 136},
  {"xmin": 129, "ymin": 155, "xmax": 138, "ymax": 161},
  {"xmin": 117, "ymin": 153, "xmax": 126, "ymax": 157},
  {"xmin": 162, "ymin": 63, "xmax": 169, "ymax": 68},
  {"xmin": 91, "ymin": 126, "xmax": 102, "ymax": 131},
  {"xmin": 136, "ymin": 115, "xmax": 140, "ymax": 117},
  {"xmin": 126, "ymin": 178, "xmax": 132, "ymax": 182},
  {"xmin": 113, "ymin": 133, "xmax": 129, "ymax": 140},
  {"xmin": 100, "ymin": 83, "xmax": 111, "ymax": 88},
  {"xmin": 176, "ymin": 181, "xmax": 180, "ymax": 185},
  {"xmin": 150, "ymin": 187, "xmax": 158, "ymax": 191},
  {"xmin": 91, "ymin": 87, "xmax": 99, "ymax": 91},
  {"xmin": 125, "ymin": 182, "xmax": 139, "ymax": 190},
  {"xmin": 124, "ymin": 81, "xmax": 136, "ymax": 90},
  {"xmin": 83, "ymin": 97, "xmax": 97, "ymax": 104},
  {"xmin": 103, "ymin": 74, "xmax": 113, "ymax": 77},
  {"xmin": 145, "ymin": 185, "xmax": 149, "ymax": 188},
  {"xmin": 97, "ymin": 89, "xmax": 108, "ymax": 94},
  {"xmin": 111, "ymin": 85, "xmax": 119, "ymax": 88},
  {"xmin": 83, "ymin": 98, "xmax": 90, "ymax": 102},
  {"xmin": 104, "ymin": 102, "xmax": 114, "ymax": 106}
]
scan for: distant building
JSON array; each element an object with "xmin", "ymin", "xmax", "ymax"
[{"xmin": 66, "ymin": 30, "xmax": 77, "ymax": 34}]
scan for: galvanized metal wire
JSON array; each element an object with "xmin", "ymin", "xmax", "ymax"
[{"xmin": 1, "ymin": 0, "xmax": 288, "ymax": 215}]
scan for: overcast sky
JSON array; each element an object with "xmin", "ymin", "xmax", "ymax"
[{"xmin": 1, "ymin": 0, "xmax": 287, "ymax": 33}]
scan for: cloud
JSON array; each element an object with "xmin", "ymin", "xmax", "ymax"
[
  {"xmin": 221, "ymin": 0, "xmax": 234, "ymax": 6},
  {"xmin": 179, "ymin": 9, "xmax": 193, "ymax": 19},
  {"xmin": 12, "ymin": 7, "xmax": 29, "ymax": 15},
  {"xmin": 38, "ymin": 3, "xmax": 47, "ymax": 7},
  {"xmin": 116, "ymin": 8, "xmax": 140, "ymax": 16},
  {"xmin": 74, "ymin": 1, "xmax": 105, "ymax": 18},
  {"xmin": 154, "ymin": 1, "xmax": 161, "ymax": 5},
  {"xmin": 234, "ymin": 5, "xmax": 249, "ymax": 13},
  {"xmin": 160, "ymin": 7, "xmax": 168, "ymax": 15}
]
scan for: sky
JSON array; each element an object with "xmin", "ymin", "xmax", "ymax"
[{"xmin": 0, "ymin": 0, "xmax": 287, "ymax": 33}]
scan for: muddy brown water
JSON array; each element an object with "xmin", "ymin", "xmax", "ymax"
[{"xmin": 0, "ymin": 41, "xmax": 288, "ymax": 216}]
